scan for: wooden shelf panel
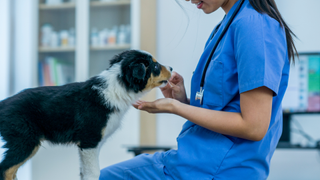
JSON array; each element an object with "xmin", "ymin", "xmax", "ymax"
[
  {"xmin": 39, "ymin": 47, "xmax": 75, "ymax": 53},
  {"xmin": 90, "ymin": 0, "xmax": 131, "ymax": 7},
  {"xmin": 39, "ymin": 3, "xmax": 76, "ymax": 10},
  {"xmin": 90, "ymin": 44, "xmax": 131, "ymax": 51},
  {"xmin": 39, "ymin": 45, "xmax": 129, "ymax": 52}
]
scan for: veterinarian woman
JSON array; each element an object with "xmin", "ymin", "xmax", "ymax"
[{"xmin": 100, "ymin": 0, "xmax": 297, "ymax": 179}]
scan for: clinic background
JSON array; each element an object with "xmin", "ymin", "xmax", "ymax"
[{"xmin": 0, "ymin": 0, "xmax": 319, "ymax": 179}]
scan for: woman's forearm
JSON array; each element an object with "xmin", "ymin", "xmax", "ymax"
[{"xmin": 171, "ymin": 101, "xmax": 264, "ymax": 141}]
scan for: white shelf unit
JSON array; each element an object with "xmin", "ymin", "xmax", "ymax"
[
  {"xmin": 88, "ymin": 0, "xmax": 132, "ymax": 77},
  {"xmin": 32, "ymin": 1, "xmax": 141, "ymax": 179},
  {"xmin": 39, "ymin": 2, "xmax": 76, "ymax": 10},
  {"xmin": 90, "ymin": 44, "xmax": 131, "ymax": 51},
  {"xmin": 38, "ymin": 0, "xmax": 76, "ymax": 86},
  {"xmin": 37, "ymin": 0, "xmax": 136, "ymax": 86},
  {"xmin": 39, "ymin": 46, "xmax": 76, "ymax": 52},
  {"xmin": 90, "ymin": 0, "xmax": 131, "ymax": 7}
]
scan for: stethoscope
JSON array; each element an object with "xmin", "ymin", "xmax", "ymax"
[{"xmin": 195, "ymin": 0, "xmax": 245, "ymax": 105}]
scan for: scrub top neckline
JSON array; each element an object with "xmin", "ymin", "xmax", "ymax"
[{"xmin": 221, "ymin": 0, "xmax": 243, "ymax": 27}]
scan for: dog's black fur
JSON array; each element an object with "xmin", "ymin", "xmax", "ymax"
[{"xmin": 0, "ymin": 50, "xmax": 171, "ymax": 180}]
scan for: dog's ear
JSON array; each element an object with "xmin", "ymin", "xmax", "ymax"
[{"xmin": 131, "ymin": 63, "xmax": 146, "ymax": 80}]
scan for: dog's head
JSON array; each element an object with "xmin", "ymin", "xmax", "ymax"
[{"xmin": 109, "ymin": 50, "xmax": 172, "ymax": 93}]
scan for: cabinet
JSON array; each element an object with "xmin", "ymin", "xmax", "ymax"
[
  {"xmin": 37, "ymin": 0, "xmax": 136, "ymax": 86},
  {"xmin": 30, "ymin": 1, "xmax": 142, "ymax": 180}
]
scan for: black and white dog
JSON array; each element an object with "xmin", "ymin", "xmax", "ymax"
[{"xmin": 0, "ymin": 50, "xmax": 172, "ymax": 180}]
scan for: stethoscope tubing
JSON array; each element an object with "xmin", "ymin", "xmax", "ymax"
[{"xmin": 199, "ymin": 0, "xmax": 245, "ymax": 88}]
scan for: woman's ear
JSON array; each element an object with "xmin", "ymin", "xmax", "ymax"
[{"xmin": 131, "ymin": 63, "xmax": 146, "ymax": 80}]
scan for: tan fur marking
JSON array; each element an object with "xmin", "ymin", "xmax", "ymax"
[
  {"xmin": 144, "ymin": 65, "xmax": 171, "ymax": 90},
  {"xmin": 160, "ymin": 65, "xmax": 172, "ymax": 80},
  {"xmin": 5, "ymin": 146, "xmax": 40, "ymax": 180},
  {"xmin": 5, "ymin": 165, "xmax": 19, "ymax": 180},
  {"xmin": 101, "ymin": 127, "xmax": 106, "ymax": 137},
  {"xmin": 152, "ymin": 57, "xmax": 157, "ymax": 62}
]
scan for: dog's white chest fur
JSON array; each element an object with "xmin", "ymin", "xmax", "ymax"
[
  {"xmin": 99, "ymin": 111, "xmax": 125, "ymax": 147},
  {"xmin": 94, "ymin": 64, "xmax": 147, "ymax": 148}
]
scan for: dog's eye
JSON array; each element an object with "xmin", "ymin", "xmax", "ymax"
[{"xmin": 155, "ymin": 64, "xmax": 158, "ymax": 69}]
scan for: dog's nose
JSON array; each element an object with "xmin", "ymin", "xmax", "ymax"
[{"xmin": 169, "ymin": 67, "xmax": 173, "ymax": 71}]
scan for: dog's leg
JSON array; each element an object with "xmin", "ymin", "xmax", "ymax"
[
  {"xmin": 78, "ymin": 148, "xmax": 100, "ymax": 180},
  {"xmin": 12, "ymin": 169, "xmax": 18, "ymax": 180},
  {"xmin": 0, "ymin": 144, "xmax": 39, "ymax": 180}
]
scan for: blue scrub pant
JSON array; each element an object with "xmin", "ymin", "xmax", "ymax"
[{"xmin": 99, "ymin": 152, "xmax": 173, "ymax": 180}]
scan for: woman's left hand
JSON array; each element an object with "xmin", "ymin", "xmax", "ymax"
[{"xmin": 133, "ymin": 98, "xmax": 178, "ymax": 114}]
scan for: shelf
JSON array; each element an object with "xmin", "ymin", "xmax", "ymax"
[
  {"xmin": 39, "ymin": 47, "xmax": 75, "ymax": 53},
  {"xmin": 90, "ymin": 44, "xmax": 131, "ymax": 51},
  {"xmin": 39, "ymin": 3, "xmax": 76, "ymax": 10},
  {"xmin": 283, "ymin": 111, "xmax": 320, "ymax": 116},
  {"xmin": 277, "ymin": 142, "xmax": 320, "ymax": 149},
  {"xmin": 90, "ymin": 0, "xmax": 131, "ymax": 7}
]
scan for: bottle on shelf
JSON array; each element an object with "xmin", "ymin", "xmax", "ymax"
[
  {"xmin": 41, "ymin": 23, "xmax": 53, "ymax": 47},
  {"xmin": 90, "ymin": 24, "xmax": 131, "ymax": 47},
  {"xmin": 91, "ymin": 27, "xmax": 99, "ymax": 46},
  {"xmin": 108, "ymin": 26, "xmax": 117, "ymax": 45},
  {"xmin": 50, "ymin": 31, "xmax": 59, "ymax": 47},
  {"xmin": 68, "ymin": 28, "xmax": 76, "ymax": 47},
  {"xmin": 117, "ymin": 25, "xmax": 126, "ymax": 45},
  {"xmin": 40, "ymin": 23, "xmax": 76, "ymax": 49},
  {"xmin": 98, "ymin": 28, "xmax": 109, "ymax": 46},
  {"xmin": 45, "ymin": 0, "xmax": 63, "ymax": 5},
  {"xmin": 60, "ymin": 30, "xmax": 69, "ymax": 47},
  {"xmin": 126, "ymin": 24, "xmax": 131, "ymax": 44}
]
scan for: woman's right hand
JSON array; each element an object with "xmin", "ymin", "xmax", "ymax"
[{"xmin": 160, "ymin": 71, "xmax": 189, "ymax": 104}]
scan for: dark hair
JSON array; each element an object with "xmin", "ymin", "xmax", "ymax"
[{"xmin": 249, "ymin": 0, "xmax": 298, "ymax": 63}]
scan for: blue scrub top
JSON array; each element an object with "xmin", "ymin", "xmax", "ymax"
[{"xmin": 163, "ymin": 0, "xmax": 290, "ymax": 179}]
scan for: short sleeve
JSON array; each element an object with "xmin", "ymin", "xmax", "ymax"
[{"xmin": 233, "ymin": 15, "xmax": 287, "ymax": 96}]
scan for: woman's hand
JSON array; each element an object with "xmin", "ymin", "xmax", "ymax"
[
  {"xmin": 133, "ymin": 99, "xmax": 179, "ymax": 114},
  {"xmin": 161, "ymin": 72, "xmax": 189, "ymax": 104}
]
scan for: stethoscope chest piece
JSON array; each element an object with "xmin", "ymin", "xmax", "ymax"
[
  {"xmin": 195, "ymin": 87, "xmax": 204, "ymax": 105},
  {"xmin": 195, "ymin": 0, "xmax": 244, "ymax": 106}
]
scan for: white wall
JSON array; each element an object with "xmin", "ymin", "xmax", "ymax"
[
  {"xmin": 10, "ymin": 0, "xmax": 37, "ymax": 179},
  {"xmin": 0, "ymin": 0, "xmax": 10, "ymax": 101},
  {"xmin": 156, "ymin": 0, "xmax": 225, "ymax": 146},
  {"xmin": 276, "ymin": 0, "xmax": 320, "ymax": 53},
  {"xmin": 268, "ymin": 1, "xmax": 320, "ymax": 179},
  {"xmin": 0, "ymin": 0, "xmax": 10, "ymax": 167},
  {"xmin": 12, "ymin": 0, "xmax": 38, "ymax": 94},
  {"xmin": 156, "ymin": 0, "xmax": 320, "ymax": 179}
]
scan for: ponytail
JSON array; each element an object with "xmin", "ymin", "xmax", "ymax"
[{"xmin": 249, "ymin": 0, "xmax": 298, "ymax": 63}]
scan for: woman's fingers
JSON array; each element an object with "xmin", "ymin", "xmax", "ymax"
[
  {"xmin": 169, "ymin": 72, "xmax": 181, "ymax": 82},
  {"xmin": 169, "ymin": 72, "xmax": 184, "ymax": 85},
  {"xmin": 169, "ymin": 82, "xmax": 180, "ymax": 93},
  {"xmin": 169, "ymin": 71, "xmax": 176, "ymax": 81},
  {"xmin": 160, "ymin": 82, "xmax": 171, "ymax": 91},
  {"xmin": 133, "ymin": 100, "xmax": 146, "ymax": 109},
  {"xmin": 137, "ymin": 102, "xmax": 156, "ymax": 113}
]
